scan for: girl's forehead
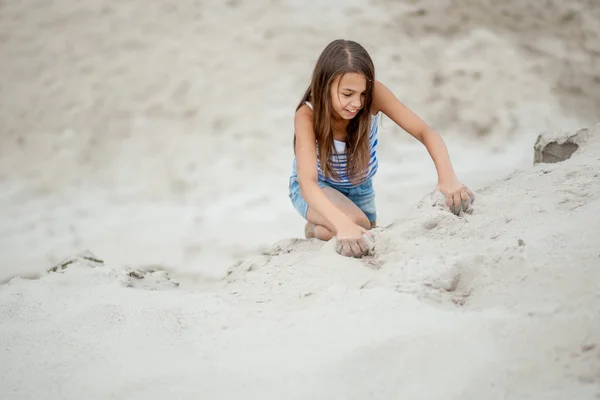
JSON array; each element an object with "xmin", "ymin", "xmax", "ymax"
[{"xmin": 335, "ymin": 73, "xmax": 367, "ymax": 91}]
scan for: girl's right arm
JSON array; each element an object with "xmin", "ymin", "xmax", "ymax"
[{"xmin": 294, "ymin": 106, "xmax": 359, "ymax": 234}]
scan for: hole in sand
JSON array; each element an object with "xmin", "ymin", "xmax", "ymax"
[{"xmin": 535, "ymin": 141, "xmax": 579, "ymax": 164}]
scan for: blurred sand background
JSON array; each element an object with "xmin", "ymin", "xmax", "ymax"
[{"xmin": 1, "ymin": 1, "xmax": 600, "ymax": 398}]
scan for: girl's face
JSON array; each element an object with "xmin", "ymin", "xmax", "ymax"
[{"xmin": 330, "ymin": 72, "xmax": 367, "ymax": 120}]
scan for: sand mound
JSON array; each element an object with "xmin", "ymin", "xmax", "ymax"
[{"xmin": 2, "ymin": 125, "xmax": 599, "ymax": 399}]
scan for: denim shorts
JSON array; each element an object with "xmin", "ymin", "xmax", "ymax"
[{"xmin": 288, "ymin": 176, "xmax": 377, "ymax": 223}]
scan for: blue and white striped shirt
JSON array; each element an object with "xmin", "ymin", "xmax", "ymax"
[{"xmin": 291, "ymin": 102, "xmax": 380, "ymax": 189}]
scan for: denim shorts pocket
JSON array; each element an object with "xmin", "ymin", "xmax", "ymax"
[{"xmin": 355, "ymin": 179, "xmax": 374, "ymax": 196}]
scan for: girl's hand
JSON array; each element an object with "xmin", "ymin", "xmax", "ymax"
[
  {"xmin": 436, "ymin": 178, "xmax": 475, "ymax": 215},
  {"xmin": 335, "ymin": 221, "xmax": 373, "ymax": 258}
]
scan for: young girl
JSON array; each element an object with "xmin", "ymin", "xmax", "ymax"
[{"xmin": 289, "ymin": 39, "xmax": 474, "ymax": 258}]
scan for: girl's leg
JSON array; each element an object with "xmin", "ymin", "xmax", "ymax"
[
  {"xmin": 305, "ymin": 186, "xmax": 371, "ymax": 241},
  {"xmin": 304, "ymin": 222, "xmax": 334, "ymax": 240}
]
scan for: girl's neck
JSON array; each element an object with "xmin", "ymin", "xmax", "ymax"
[
  {"xmin": 332, "ymin": 116, "xmax": 348, "ymax": 141},
  {"xmin": 332, "ymin": 114, "xmax": 349, "ymax": 130}
]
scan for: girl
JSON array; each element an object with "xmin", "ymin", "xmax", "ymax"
[{"xmin": 289, "ymin": 39, "xmax": 474, "ymax": 258}]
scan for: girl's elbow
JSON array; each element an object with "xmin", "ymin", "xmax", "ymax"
[
  {"xmin": 298, "ymin": 177, "xmax": 318, "ymax": 196},
  {"xmin": 419, "ymin": 127, "xmax": 438, "ymax": 143}
]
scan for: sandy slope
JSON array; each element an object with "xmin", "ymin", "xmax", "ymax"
[{"xmin": 1, "ymin": 125, "xmax": 599, "ymax": 399}]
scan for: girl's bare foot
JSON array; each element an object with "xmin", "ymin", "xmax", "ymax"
[
  {"xmin": 305, "ymin": 222, "xmax": 334, "ymax": 241},
  {"xmin": 304, "ymin": 222, "xmax": 316, "ymax": 238}
]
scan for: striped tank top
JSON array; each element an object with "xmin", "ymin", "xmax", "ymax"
[{"xmin": 291, "ymin": 101, "xmax": 380, "ymax": 189}]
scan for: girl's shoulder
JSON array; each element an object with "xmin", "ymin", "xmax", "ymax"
[
  {"xmin": 295, "ymin": 101, "xmax": 314, "ymax": 119},
  {"xmin": 370, "ymin": 80, "xmax": 386, "ymax": 116}
]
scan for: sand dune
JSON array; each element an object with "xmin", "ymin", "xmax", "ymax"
[{"xmin": 1, "ymin": 125, "xmax": 599, "ymax": 399}]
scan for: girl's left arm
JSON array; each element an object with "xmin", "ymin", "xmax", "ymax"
[{"xmin": 372, "ymin": 80, "xmax": 474, "ymax": 214}]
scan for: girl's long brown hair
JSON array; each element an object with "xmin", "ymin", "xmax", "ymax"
[{"xmin": 294, "ymin": 39, "xmax": 375, "ymax": 184}]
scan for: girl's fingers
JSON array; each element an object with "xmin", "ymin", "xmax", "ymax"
[
  {"xmin": 449, "ymin": 192, "xmax": 461, "ymax": 215},
  {"xmin": 357, "ymin": 237, "xmax": 369, "ymax": 254},
  {"xmin": 349, "ymin": 241, "xmax": 362, "ymax": 257},
  {"xmin": 466, "ymin": 188, "xmax": 475, "ymax": 202},
  {"xmin": 335, "ymin": 238, "xmax": 372, "ymax": 258},
  {"xmin": 461, "ymin": 190, "xmax": 470, "ymax": 207},
  {"xmin": 445, "ymin": 193, "xmax": 453, "ymax": 208},
  {"xmin": 455, "ymin": 192, "xmax": 462, "ymax": 209},
  {"xmin": 460, "ymin": 190, "xmax": 469, "ymax": 201},
  {"xmin": 341, "ymin": 241, "xmax": 354, "ymax": 257},
  {"xmin": 341, "ymin": 242, "xmax": 351, "ymax": 257},
  {"xmin": 335, "ymin": 240, "xmax": 348, "ymax": 256}
]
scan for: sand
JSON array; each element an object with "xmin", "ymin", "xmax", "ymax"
[{"xmin": 1, "ymin": 0, "xmax": 599, "ymax": 398}]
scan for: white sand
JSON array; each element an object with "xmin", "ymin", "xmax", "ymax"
[{"xmin": 1, "ymin": 1, "xmax": 600, "ymax": 398}]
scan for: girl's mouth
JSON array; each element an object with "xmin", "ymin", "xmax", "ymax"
[{"xmin": 345, "ymin": 108, "xmax": 358, "ymax": 116}]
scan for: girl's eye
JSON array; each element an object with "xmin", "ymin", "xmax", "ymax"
[{"xmin": 342, "ymin": 93, "xmax": 351, "ymax": 97}]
